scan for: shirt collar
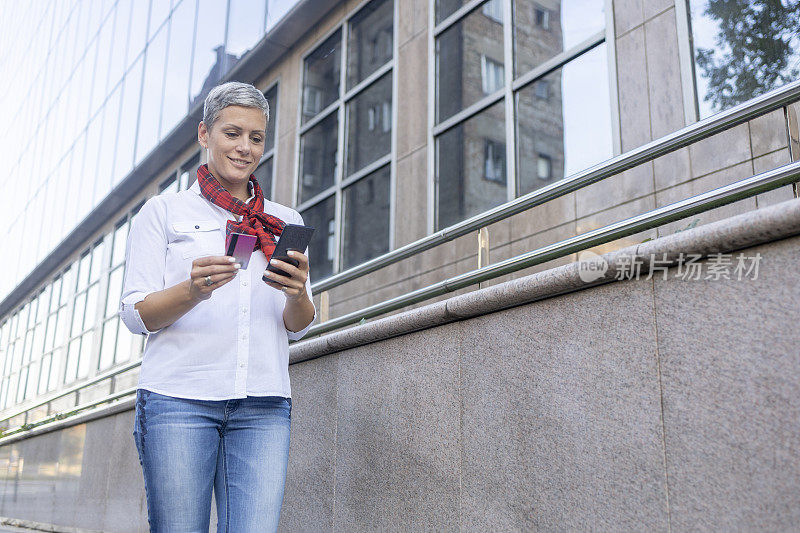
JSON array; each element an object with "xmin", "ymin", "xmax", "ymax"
[{"xmin": 190, "ymin": 178, "xmax": 255, "ymax": 203}]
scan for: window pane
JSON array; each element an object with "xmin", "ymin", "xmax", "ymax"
[
  {"xmin": 25, "ymin": 360, "xmax": 38, "ymax": 400},
  {"xmin": 85, "ymin": 283, "xmax": 100, "ymax": 329},
  {"xmin": 436, "ymin": 0, "xmax": 470, "ymax": 24},
  {"xmin": 65, "ymin": 338, "xmax": 80, "ymax": 382},
  {"xmin": 342, "ymin": 166, "xmax": 390, "ymax": 269},
  {"xmin": 99, "ymin": 318, "xmax": 118, "ymax": 370},
  {"xmin": 137, "ymin": 24, "xmax": 168, "ymax": 161},
  {"xmin": 112, "ymin": 220, "xmax": 129, "ymax": 267},
  {"xmin": 97, "ymin": 84, "xmax": 122, "ymax": 199},
  {"xmin": 78, "ymin": 330, "xmax": 94, "ymax": 378},
  {"xmin": 61, "ymin": 266, "xmax": 75, "ymax": 305},
  {"xmin": 302, "ymin": 30, "xmax": 341, "ymax": 124},
  {"xmin": 71, "ymin": 293, "xmax": 87, "ymax": 337},
  {"xmin": 107, "ymin": 2, "xmax": 130, "ymax": 89},
  {"xmin": 48, "ymin": 348, "xmax": 62, "ymax": 391},
  {"xmin": 92, "ymin": 13, "xmax": 115, "ymax": 115},
  {"xmin": 513, "ymin": 0, "xmax": 605, "ymax": 77},
  {"xmin": 114, "ymin": 55, "xmax": 144, "ymax": 185},
  {"xmin": 77, "ymin": 252, "xmax": 92, "ymax": 290},
  {"xmin": 436, "ymin": 101, "xmax": 506, "ymax": 229},
  {"xmin": 190, "ymin": 1, "xmax": 228, "ymax": 107},
  {"xmin": 125, "ymin": 0, "xmax": 151, "ymax": 70},
  {"xmin": 689, "ymin": 0, "xmax": 800, "ymax": 119},
  {"xmin": 515, "ymin": 44, "xmax": 611, "ymax": 195},
  {"xmin": 254, "ymin": 159, "xmax": 274, "ymax": 200},
  {"xmin": 38, "ymin": 353, "xmax": 51, "ymax": 395},
  {"xmin": 347, "ymin": 0, "xmax": 393, "ymax": 90},
  {"xmin": 300, "ymin": 197, "xmax": 336, "ymax": 280},
  {"xmin": 436, "ymin": 4, "xmax": 504, "ymax": 123},
  {"xmin": 180, "ymin": 154, "xmax": 200, "ymax": 189},
  {"xmin": 91, "ymin": 240, "xmax": 106, "ymax": 283},
  {"xmin": 299, "ymin": 112, "xmax": 338, "ymax": 203},
  {"xmin": 106, "ymin": 266, "xmax": 124, "ymax": 318},
  {"xmin": 346, "ymin": 73, "xmax": 392, "ymax": 176},
  {"xmin": 149, "ymin": 0, "xmax": 171, "ymax": 36},
  {"xmin": 226, "ymin": 0, "xmax": 266, "ymax": 58},
  {"xmin": 115, "ymin": 323, "xmax": 133, "ymax": 364},
  {"xmin": 264, "ymin": 85, "xmax": 278, "ymax": 154},
  {"xmin": 266, "ymin": 0, "xmax": 297, "ymax": 31},
  {"xmin": 161, "ymin": 0, "xmax": 196, "ymax": 135}
]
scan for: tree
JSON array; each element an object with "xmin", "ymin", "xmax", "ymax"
[{"xmin": 694, "ymin": 0, "xmax": 800, "ymax": 111}]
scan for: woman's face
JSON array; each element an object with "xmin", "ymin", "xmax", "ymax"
[{"xmin": 198, "ymin": 105, "xmax": 267, "ymax": 192}]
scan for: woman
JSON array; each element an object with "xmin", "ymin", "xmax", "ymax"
[{"xmin": 119, "ymin": 82, "xmax": 315, "ymax": 532}]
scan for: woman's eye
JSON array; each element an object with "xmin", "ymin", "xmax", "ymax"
[
  {"xmin": 252, "ymin": 137, "xmax": 264, "ymax": 144},
  {"xmin": 225, "ymin": 132, "xmax": 237, "ymax": 138}
]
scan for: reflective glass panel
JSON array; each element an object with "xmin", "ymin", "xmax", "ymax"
[
  {"xmin": 299, "ymin": 112, "xmax": 338, "ymax": 203},
  {"xmin": 149, "ymin": 0, "xmax": 171, "ymax": 36},
  {"xmin": 342, "ymin": 166, "xmax": 390, "ymax": 269},
  {"xmin": 161, "ymin": 0, "xmax": 196, "ymax": 135},
  {"xmin": 264, "ymin": 85, "xmax": 278, "ymax": 154},
  {"xmin": 436, "ymin": 101, "xmax": 506, "ymax": 229},
  {"xmin": 37, "ymin": 353, "xmax": 50, "ymax": 395},
  {"xmin": 347, "ymin": 0, "xmax": 393, "ymax": 90},
  {"xmin": 107, "ymin": 2, "xmax": 130, "ymax": 89},
  {"xmin": 115, "ymin": 323, "xmax": 133, "ymax": 363},
  {"xmin": 91, "ymin": 240, "xmax": 106, "ymax": 283},
  {"xmin": 300, "ymin": 196, "xmax": 336, "ymax": 280},
  {"xmin": 106, "ymin": 267, "xmax": 124, "ymax": 318},
  {"xmin": 226, "ymin": 0, "xmax": 267, "ymax": 58},
  {"xmin": 48, "ymin": 348, "xmax": 62, "ymax": 391},
  {"xmin": 99, "ymin": 318, "xmax": 118, "ymax": 370},
  {"xmin": 114, "ymin": 56, "xmax": 144, "ymax": 184},
  {"xmin": 689, "ymin": 0, "xmax": 800, "ymax": 119},
  {"xmin": 137, "ymin": 24, "xmax": 169, "ymax": 162},
  {"xmin": 78, "ymin": 330, "xmax": 93, "ymax": 378},
  {"xmin": 436, "ymin": 0, "xmax": 471, "ymax": 24},
  {"xmin": 302, "ymin": 30, "xmax": 341, "ymax": 124},
  {"xmin": 513, "ymin": 0, "xmax": 605, "ymax": 77},
  {"xmin": 126, "ymin": 0, "xmax": 150, "ymax": 70},
  {"xmin": 254, "ymin": 159, "xmax": 273, "ymax": 200},
  {"xmin": 515, "ymin": 44, "xmax": 611, "ymax": 195},
  {"xmin": 266, "ymin": 0, "xmax": 296, "ymax": 31},
  {"xmin": 190, "ymin": 1, "xmax": 228, "ymax": 106},
  {"xmin": 112, "ymin": 221, "xmax": 129, "ymax": 267},
  {"xmin": 97, "ymin": 84, "xmax": 122, "ymax": 197},
  {"xmin": 346, "ymin": 73, "xmax": 392, "ymax": 176},
  {"xmin": 436, "ymin": 4, "xmax": 504, "ymax": 123}
]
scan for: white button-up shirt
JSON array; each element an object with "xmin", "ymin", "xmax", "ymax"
[{"xmin": 119, "ymin": 179, "xmax": 315, "ymax": 400}]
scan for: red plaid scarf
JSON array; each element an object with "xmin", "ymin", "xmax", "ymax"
[{"xmin": 196, "ymin": 164, "xmax": 285, "ymax": 257}]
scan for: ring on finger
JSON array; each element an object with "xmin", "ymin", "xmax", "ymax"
[{"xmin": 205, "ymin": 275, "xmax": 213, "ymax": 286}]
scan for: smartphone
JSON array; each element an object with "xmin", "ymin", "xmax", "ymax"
[
  {"xmin": 264, "ymin": 224, "xmax": 315, "ymax": 279},
  {"xmin": 225, "ymin": 232, "xmax": 258, "ymax": 269}
]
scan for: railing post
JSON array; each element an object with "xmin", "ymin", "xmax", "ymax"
[
  {"xmin": 320, "ymin": 291, "xmax": 330, "ymax": 323},
  {"xmin": 478, "ymin": 227, "xmax": 490, "ymax": 289}
]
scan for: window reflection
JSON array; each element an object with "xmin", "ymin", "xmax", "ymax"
[
  {"xmin": 513, "ymin": 0, "xmax": 604, "ymax": 77},
  {"xmin": 302, "ymin": 30, "xmax": 341, "ymax": 123},
  {"xmin": 254, "ymin": 159, "xmax": 274, "ymax": 200},
  {"xmin": 137, "ymin": 24, "xmax": 169, "ymax": 162},
  {"xmin": 689, "ymin": 0, "xmax": 800, "ymax": 118},
  {"xmin": 346, "ymin": 73, "xmax": 392, "ymax": 176},
  {"xmin": 342, "ymin": 166, "xmax": 390, "ymax": 269},
  {"xmin": 437, "ymin": 101, "xmax": 506, "ymax": 229},
  {"xmin": 227, "ymin": 0, "xmax": 267, "ymax": 58},
  {"xmin": 346, "ymin": 0, "xmax": 393, "ymax": 90},
  {"xmin": 515, "ymin": 44, "xmax": 611, "ymax": 195},
  {"xmin": 190, "ymin": 1, "xmax": 230, "ymax": 107},
  {"xmin": 299, "ymin": 113, "xmax": 338, "ymax": 203},
  {"xmin": 301, "ymin": 197, "xmax": 336, "ymax": 280},
  {"xmin": 114, "ymin": 56, "xmax": 144, "ymax": 185},
  {"xmin": 436, "ymin": 4, "xmax": 504, "ymax": 124},
  {"xmin": 161, "ymin": 0, "xmax": 196, "ymax": 135},
  {"xmin": 264, "ymin": 85, "xmax": 279, "ymax": 154}
]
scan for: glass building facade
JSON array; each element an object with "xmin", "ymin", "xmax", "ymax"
[
  {"xmin": 0, "ymin": 0, "xmax": 796, "ymax": 417},
  {"xmin": 0, "ymin": 0, "xmax": 297, "ymax": 411}
]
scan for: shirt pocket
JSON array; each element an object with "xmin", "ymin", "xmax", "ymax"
[{"xmin": 172, "ymin": 220, "xmax": 223, "ymax": 259}]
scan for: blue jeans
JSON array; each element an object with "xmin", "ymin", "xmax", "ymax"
[{"xmin": 133, "ymin": 389, "xmax": 292, "ymax": 532}]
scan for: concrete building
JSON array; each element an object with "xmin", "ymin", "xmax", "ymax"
[{"xmin": 0, "ymin": 0, "xmax": 798, "ymax": 530}]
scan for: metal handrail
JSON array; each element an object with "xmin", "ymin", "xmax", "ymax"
[
  {"xmin": 0, "ymin": 359, "xmax": 140, "ymax": 426},
  {"xmin": 305, "ymin": 161, "xmax": 800, "ymax": 336},
  {"xmin": 311, "ymin": 79, "xmax": 800, "ymax": 294},
  {"xmin": 1, "ymin": 81, "xmax": 798, "ymax": 434}
]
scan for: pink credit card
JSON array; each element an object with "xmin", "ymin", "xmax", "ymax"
[{"xmin": 225, "ymin": 232, "xmax": 258, "ymax": 269}]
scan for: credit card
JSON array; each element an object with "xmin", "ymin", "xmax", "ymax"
[{"xmin": 225, "ymin": 232, "xmax": 258, "ymax": 270}]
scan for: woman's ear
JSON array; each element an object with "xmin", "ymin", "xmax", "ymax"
[{"xmin": 198, "ymin": 121, "xmax": 209, "ymax": 149}]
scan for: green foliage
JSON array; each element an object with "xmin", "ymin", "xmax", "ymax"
[{"xmin": 695, "ymin": 0, "xmax": 800, "ymax": 111}]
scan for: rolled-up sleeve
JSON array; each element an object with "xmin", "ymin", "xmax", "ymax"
[
  {"xmin": 119, "ymin": 198, "xmax": 168, "ymax": 336},
  {"xmin": 286, "ymin": 212, "xmax": 317, "ymax": 341}
]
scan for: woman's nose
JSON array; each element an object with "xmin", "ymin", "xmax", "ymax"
[{"xmin": 236, "ymin": 139, "xmax": 251, "ymax": 154}]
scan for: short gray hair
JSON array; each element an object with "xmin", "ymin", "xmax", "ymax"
[{"xmin": 202, "ymin": 82, "xmax": 270, "ymax": 131}]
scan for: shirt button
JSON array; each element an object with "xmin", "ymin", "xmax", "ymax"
[
  {"xmin": 239, "ymin": 363, "xmax": 245, "ymax": 368},
  {"xmin": 195, "ymin": 225, "xmax": 200, "ymax": 229},
  {"xmin": 242, "ymin": 279, "xmax": 248, "ymax": 286}
]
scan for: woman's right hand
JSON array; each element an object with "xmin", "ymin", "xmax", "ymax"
[{"xmin": 189, "ymin": 256, "xmax": 241, "ymax": 301}]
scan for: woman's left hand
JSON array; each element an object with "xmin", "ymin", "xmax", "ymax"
[{"xmin": 262, "ymin": 251, "xmax": 310, "ymax": 301}]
